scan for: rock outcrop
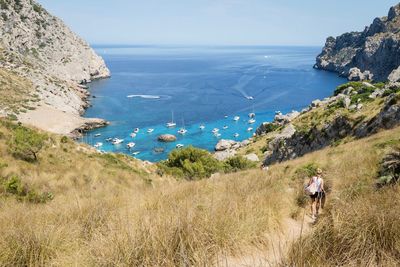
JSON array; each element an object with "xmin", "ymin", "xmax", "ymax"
[
  {"xmin": 157, "ymin": 134, "xmax": 177, "ymax": 142},
  {"xmin": 0, "ymin": 0, "xmax": 110, "ymax": 134},
  {"xmin": 315, "ymin": 3, "xmax": 400, "ymax": 82}
]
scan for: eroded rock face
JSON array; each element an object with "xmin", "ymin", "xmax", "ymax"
[
  {"xmin": 157, "ymin": 134, "xmax": 177, "ymax": 142},
  {"xmin": 315, "ymin": 3, "xmax": 400, "ymax": 82}
]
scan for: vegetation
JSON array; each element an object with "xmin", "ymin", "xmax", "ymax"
[
  {"xmin": 8, "ymin": 124, "xmax": 47, "ymax": 161},
  {"xmin": 377, "ymin": 147, "xmax": 400, "ymax": 187}
]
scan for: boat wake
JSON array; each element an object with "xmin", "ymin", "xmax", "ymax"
[{"xmin": 127, "ymin": 94, "xmax": 161, "ymax": 99}]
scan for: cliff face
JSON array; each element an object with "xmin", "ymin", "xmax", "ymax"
[
  {"xmin": 315, "ymin": 3, "xmax": 400, "ymax": 82},
  {"xmin": 0, "ymin": 0, "xmax": 110, "ymax": 123}
]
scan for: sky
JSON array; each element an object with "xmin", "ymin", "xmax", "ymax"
[{"xmin": 38, "ymin": 0, "xmax": 399, "ymax": 46}]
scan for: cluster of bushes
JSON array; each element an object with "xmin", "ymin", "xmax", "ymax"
[
  {"xmin": 1, "ymin": 175, "xmax": 53, "ymax": 203},
  {"xmin": 158, "ymin": 146, "xmax": 256, "ymax": 180},
  {"xmin": 377, "ymin": 147, "xmax": 400, "ymax": 187}
]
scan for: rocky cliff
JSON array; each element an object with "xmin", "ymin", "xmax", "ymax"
[
  {"xmin": 0, "ymin": 0, "xmax": 110, "ymax": 134},
  {"xmin": 315, "ymin": 3, "xmax": 400, "ymax": 82}
]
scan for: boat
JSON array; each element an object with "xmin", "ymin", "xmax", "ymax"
[
  {"xmin": 94, "ymin": 142, "xmax": 103, "ymax": 148},
  {"xmin": 134, "ymin": 128, "xmax": 140, "ymax": 133},
  {"xmin": 248, "ymin": 112, "xmax": 256, "ymax": 118},
  {"xmin": 147, "ymin": 128, "xmax": 154, "ymax": 133},
  {"xmin": 248, "ymin": 119, "xmax": 256, "ymax": 124},
  {"xmin": 132, "ymin": 151, "xmax": 140, "ymax": 156},
  {"xmin": 212, "ymin": 128, "xmax": 219, "ymax": 134},
  {"xmin": 94, "ymin": 133, "xmax": 102, "ymax": 137},
  {"xmin": 166, "ymin": 111, "xmax": 177, "ymax": 128},
  {"xmin": 214, "ymin": 133, "xmax": 222, "ymax": 137},
  {"xmin": 233, "ymin": 116, "xmax": 240, "ymax": 121},
  {"xmin": 223, "ymin": 125, "xmax": 229, "ymax": 130},
  {"xmin": 112, "ymin": 138, "xmax": 124, "ymax": 145},
  {"xmin": 126, "ymin": 142, "xmax": 136, "ymax": 149},
  {"xmin": 234, "ymin": 133, "xmax": 239, "ymax": 138},
  {"xmin": 199, "ymin": 124, "xmax": 205, "ymax": 130},
  {"xmin": 246, "ymin": 96, "xmax": 254, "ymax": 100},
  {"xmin": 224, "ymin": 115, "xmax": 228, "ymax": 118},
  {"xmin": 130, "ymin": 133, "xmax": 137, "ymax": 138},
  {"xmin": 105, "ymin": 137, "xmax": 112, "ymax": 142},
  {"xmin": 177, "ymin": 119, "xmax": 187, "ymax": 135},
  {"xmin": 247, "ymin": 127, "xmax": 253, "ymax": 132},
  {"xmin": 176, "ymin": 144, "xmax": 184, "ymax": 149}
]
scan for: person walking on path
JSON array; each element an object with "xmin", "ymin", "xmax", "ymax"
[{"xmin": 307, "ymin": 168, "xmax": 325, "ymax": 220}]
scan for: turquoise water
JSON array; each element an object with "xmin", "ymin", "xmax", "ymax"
[{"xmin": 82, "ymin": 46, "xmax": 344, "ymax": 161}]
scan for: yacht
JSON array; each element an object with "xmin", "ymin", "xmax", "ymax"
[
  {"xmin": 176, "ymin": 144, "xmax": 184, "ymax": 149},
  {"xmin": 105, "ymin": 137, "xmax": 112, "ymax": 142},
  {"xmin": 214, "ymin": 133, "xmax": 222, "ymax": 137},
  {"xmin": 130, "ymin": 133, "xmax": 137, "ymax": 138},
  {"xmin": 94, "ymin": 133, "xmax": 101, "ymax": 137},
  {"xmin": 248, "ymin": 112, "xmax": 256, "ymax": 118},
  {"xmin": 177, "ymin": 119, "xmax": 187, "ymax": 135},
  {"xmin": 166, "ymin": 111, "xmax": 176, "ymax": 128},
  {"xmin": 224, "ymin": 115, "xmax": 228, "ymax": 118},
  {"xmin": 199, "ymin": 124, "xmax": 205, "ymax": 130},
  {"xmin": 94, "ymin": 142, "xmax": 103, "ymax": 148},
  {"xmin": 234, "ymin": 133, "xmax": 239, "ymax": 138},
  {"xmin": 223, "ymin": 125, "xmax": 229, "ymax": 130},
  {"xmin": 112, "ymin": 138, "xmax": 124, "ymax": 145},
  {"xmin": 133, "ymin": 128, "xmax": 140, "ymax": 133},
  {"xmin": 147, "ymin": 128, "xmax": 154, "ymax": 133},
  {"xmin": 246, "ymin": 96, "xmax": 254, "ymax": 100},
  {"xmin": 126, "ymin": 142, "xmax": 136, "ymax": 149},
  {"xmin": 247, "ymin": 127, "xmax": 253, "ymax": 132},
  {"xmin": 248, "ymin": 119, "xmax": 256, "ymax": 124},
  {"xmin": 212, "ymin": 128, "xmax": 219, "ymax": 134},
  {"xmin": 132, "ymin": 151, "xmax": 140, "ymax": 156},
  {"xmin": 233, "ymin": 116, "xmax": 240, "ymax": 121}
]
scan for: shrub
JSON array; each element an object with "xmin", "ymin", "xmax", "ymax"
[
  {"xmin": 223, "ymin": 155, "xmax": 256, "ymax": 172},
  {"xmin": 2, "ymin": 175, "xmax": 53, "ymax": 203},
  {"xmin": 159, "ymin": 146, "xmax": 221, "ymax": 180},
  {"xmin": 376, "ymin": 148, "xmax": 400, "ymax": 187},
  {"xmin": 9, "ymin": 126, "xmax": 47, "ymax": 161},
  {"xmin": 60, "ymin": 135, "xmax": 68, "ymax": 143}
]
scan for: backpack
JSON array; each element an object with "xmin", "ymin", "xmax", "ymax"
[{"xmin": 305, "ymin": 177, "xmax": 317, "ymax": 195}]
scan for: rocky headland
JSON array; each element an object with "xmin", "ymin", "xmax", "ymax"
[
  {"xmin": 0, "ymin": 0, "xmax": 110, "ymax": 136},
  {"xmin": 315, "ymin": 3, "xmax": 400, "ymax": 82}
]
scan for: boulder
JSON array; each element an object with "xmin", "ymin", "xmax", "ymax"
[
  {"xmin": 157, "ymin": 134, "xmax": 177, "ymax": 142},
  {"xmin": 344, "ymin": 97, "xmax": 351, "ymax": 109},
  {"xmin": 274, "ymin": 110, "xmax": 300, "ymax": 125},
  {"xmin": 369, "ymin": 89, "xmax": 386, "ymax": 99},
  {"xmin": 215, "ymin": 139, "xmax": 237, "ymax": 151},
  {"xmin": 244, "ymin": 153, "xmax": 260, "ymax": 162},
  {"xmin": 214, "ymin": 150, "xmax": 237, "ymax": 161}
]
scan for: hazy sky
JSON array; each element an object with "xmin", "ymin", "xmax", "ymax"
[{"xmin": 38, "ymin": 0, "xmax": 399, "ymax": 46}]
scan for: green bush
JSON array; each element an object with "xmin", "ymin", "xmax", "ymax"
[
  {"xmin": 223, "ymin": 156, "xmax": 256, "ymax": 173},
  {"xmin": 9, "ymin": 126, "xmax": 47, "ymax": 161},
  {"xmin": 2, "ymin": 175, "xmax": 53, "ymax": 203},
  {"xmin": 60, "ymin": 136, "xmax": 68, "ymax": 144},
  {"xmin": 159, "ymin": 146, "xmax": 221, "ymax": 180}
]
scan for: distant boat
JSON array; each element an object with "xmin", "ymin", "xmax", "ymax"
[
  {"xmin": 233, "ymin": 116, "xmax": 240, "ymax": 121},
  {"xmin": 147, "ymin": 128, "xmax": 154, "ymax": 133},
  {"xmin": 234, "ymin": 133, "xmax": 239, "ymax": 138},
  {"xmin": 247, "ymin": 127, "xmax": 253, "ymax": 132},
  {"xmin": 134, "ymin": 128, "xmax": 140, "ymax": 133},
  {"xmin": 105, "ymin": 137, "xmax": 112, "ymax": 142},
  {"xmin": 178, "ymin": 119, "xmax": 187, "ymax": 135},
  {"xmin": 176, "ymin": 144, "xmax": 184, "ymax": 149},
  {"xmin": 246, "ymin": 96, "xmax": 254, "ymax": 100},
  {"xmin": 223, "ymin": 125, "xmax": 228, "ymax": 130},
  {"xmin": 199, "ymin": 124, "xmax": 205, "ymax": 130},
  {"xmin": 248, "ymin": 119, "xmax": 256, "ymax": 124},
  {"xmin": 248, "ymin": 112, "xmax": 256, "ymax": 118},
  {"xmin": 127, "ymin": 142, "xmax": 136, "ymax": 149},
  {"xmin": 132, "ymin": 151, "xmax": 140, "ymax": 156},
  {"xmin": 94, "ymin": 142, "xmax": 103, "ymax": 148},
  {"xmin": 130, "ymin": 133, "xmax": 137, "ymax": 138},
  {"xmin": 212, "ymin": 128, "xmax": 219, "ymax": 134},
  {"xmin": 112, "ymin": 138, "xmax": 124, "ymax": 145},
  {"xmin": 94, "ymin": 133, "xmax": 101, "ymax": 137},
  {"xmin": 214, "ymin": 133, "xmax": 222, "ymax": 137},
  {"xmin": 224, "ymin": 115, "xmax": 228, "ymax": 118},
  {"xmin": 166, "ymin": 111, "xmax": 176, "ymax": 128}
]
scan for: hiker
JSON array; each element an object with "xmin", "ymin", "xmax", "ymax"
[{"xmin": 307, "ymin": 168, "xmax": 325, "ymax": 220}]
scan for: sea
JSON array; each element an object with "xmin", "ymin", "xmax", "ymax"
[{"xmin": 82, "ymin": 45, "xmax": 345, "ymax": 162}]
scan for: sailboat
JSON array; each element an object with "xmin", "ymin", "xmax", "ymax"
[
  {"xmin": 233, "ymin": 116, "xmax": 240, "ymax": 121},
  {"xmin": 177, "ymin": 119, "xmax": 187, "ymax": 135},
  {"xmin": 166, "ymin": 111, "xmax": 176, "ymax": 128},
  {"xmin": 199, "ymin": 124, "xmax": 205, "ymax": 130}
]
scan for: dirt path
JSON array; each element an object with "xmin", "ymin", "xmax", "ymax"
[{"xmin": 218, "ymin": 210, "xmax": 313, "ymax": 267}]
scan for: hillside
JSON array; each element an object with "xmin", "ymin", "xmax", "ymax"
[
  {"xmin": 315, "ymin": 3, "xmax": 400, "ymax": 82},
  {"xmin": 0, "ymin": 0, "xmax": 110, "ymax": 135}
]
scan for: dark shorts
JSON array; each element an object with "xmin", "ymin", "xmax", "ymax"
[{"xmin": 310, "ymin": 192, "xmax": 324, "ymax": 200}]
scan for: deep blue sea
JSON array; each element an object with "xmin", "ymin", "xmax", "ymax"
[{"xmin": 82, "ymin": 46, "xmax": 345, "ymax": 162}]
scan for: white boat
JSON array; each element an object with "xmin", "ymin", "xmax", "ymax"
[
  {"xmin": 147, "ymin": 128, "xmax": 154, "ymax": 133},
  {"xmin": 224, "ymin": 115, "xmax": 228, "ymax": 118},
  {"xmin": 248, "ymin": 112, "xmax": 256, "ymax": 118},
  {"xmin": 234, "ymin": 133, "xmax": 239, "ymax": 138},
  {"xmin": 127, "ymin": 142, "xmax": 136, "ymax": 149},
  {"xmin": 223, "ymin": 125, "xmax": 229, "ymax": 130},
  {"xmin": 132, "ymin": 151, "xmax": 140, "ymax": 156},
  {"xmin": 130, "ymin": 133, "xmax": 137, "ymax": 138},
  {"xmin": 246, "ymin": 96, "xmax": 254, "ymax": 100},
  {"xmin": 176, "ymin": 144, "xmax": 184, "ymax": 149},
  {"xmin": 166, "ymin": 111, "xmax": 177, "ymax": 128},
  {"xmin": 94, "ymin": 142, "xmax": 103, "ymax": 148},
  {"xmin": 112, "ymin": 138, "xmax": 124, "ymax": 145},
  {"xmin": 134, "ymin": 128, "xmax": 140, "ymax": 133},
  {"xmin": 233, "ymin": 116, "xmax": 240, "ymax": 121},
  {"xmin": 199, "ymin": 124, "xmax": 205, "ymax": 130},
  {"xmin": 178, "ymin": 128, "xmax": 187, "ymax": 135},
  {"xmin": 212, "ymin": 128, "xmax": 219, "ymax": 134},
  {"xmin": 247, "ymin": 127, "xmax": 253, "ymax": 132},
  {"xmin": 105, "ymin": 137, "xmax": 112, "ymax": 142},
  {"xmin": 94, "ymin": 133, "xmax": 102, "ymax": 137},
  {"xmin": 214, "ymin": 133, "xmax": 222, "ymax": 137},
  {"xmin": 248, "ymin": 119, "xmax": 256, "ymax": 124}
]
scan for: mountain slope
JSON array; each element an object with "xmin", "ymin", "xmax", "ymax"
[{"xmin": 315, "ymin": 3, "xmax": 400, "ymax": 82}]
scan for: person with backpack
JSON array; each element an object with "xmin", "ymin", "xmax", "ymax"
[{"xmin": 305, "ymin": 168, "xmax": 325, "ymax": 220}]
